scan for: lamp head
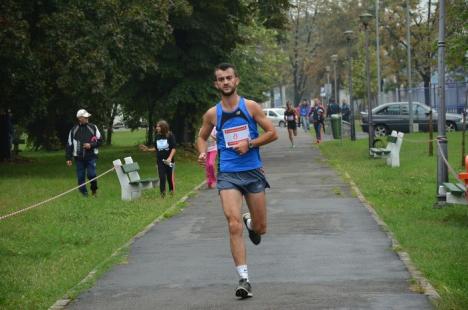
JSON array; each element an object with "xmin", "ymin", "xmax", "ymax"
[
  {"xmin": 331, "ymin": 54, "xmax": 338, "ymax": 63},
  {"xmin": 359, "ymin": 13, "xmax": 373, "ymax": 26},
  {"xmin": 325, "ymin": 66, "xmax": 330, "ymax": 73},
  {"xmin": 344, "ymin": 30, "xmax": 354, "ymax": 41}
]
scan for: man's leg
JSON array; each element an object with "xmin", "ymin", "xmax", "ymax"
[
  {"xmin": 75, "ymin": 160, "xmax": 87, "ymax": 196},
  {"xmin": 219, "ymin": 189, "xmax": 253, "ymax": 298},
  {"xmin": 220, "ymin": 189, "xmax": 245, "ymax": 266},
  {"xmin": 287, "ymin": 129, "xmax": 293, "ymax": 145},
  {"xmin": 86, "ymin": 159, "xmax": 98, "ymax": 195},
  {"xmin": 244, "ymin": 192, "xmax": 267, "ymax": 236}
]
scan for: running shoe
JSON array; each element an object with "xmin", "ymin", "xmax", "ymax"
[
  {"xmin": 235, "ymin": 278, "xmax": 253, "ymax": 298},
  {"xmin": 242, "ymin": 213, "xmax": 261, "ymax": 245}
]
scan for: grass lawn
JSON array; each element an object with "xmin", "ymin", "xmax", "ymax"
[
  {"xmin": 319, "ymin": 131, "xmax": 468, "ymax": 310},
  {"xmin": 0, "ymin": 129, "xmax": 205, "ymax": 309}
]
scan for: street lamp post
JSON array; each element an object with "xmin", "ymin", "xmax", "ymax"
[
  {"xmin": 462, "ymin": 50, "xmax": 468, "ymax": 167},
  {"xmin": 360, "ymin": 12, "xmax": 374, "ymax": 151},
  {"xmin": 344, "ymin": 30, "xmax": 356, "ymax": 141},
  {"xmin": 436, "ymin": 0, "xmax": 448, "ymax": 205},
  {"xmin": 376, "ymin": 0, "xmax": 382, "ymax": 107},
  {"xmin": 405, "ymin": 0, "xmax": 414, "ymax": 133},
  {"xmin": 325, "ymin": 66, "xmax": 331, "ymax": 106},
  {"xmin": 331, "ymin": 54, "xmax": 338, "ymax": 105}
]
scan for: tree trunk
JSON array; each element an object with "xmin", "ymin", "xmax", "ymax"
[
  {"xmin": 146, "ymin": 97, "xmax": 155, "ymax": 146},
  {"xmin": 106, "ymin": 102, "xmax": 119, "ymax": 146},
  {"xmin": 0, "ymin": 112, "xmax": 12, "ymax": 161}
]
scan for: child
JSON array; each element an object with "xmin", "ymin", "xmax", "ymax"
[{"xmin": 139, "ymin": 120, "xmax": 176, "ymax": 197}]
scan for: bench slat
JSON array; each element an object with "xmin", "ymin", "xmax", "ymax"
[
  {"xmin": 122, "ymin": 162, "xmax": 140, "ymax": 173},
  {"xmin": 443, "ymin": 182, "xmax": 465, "ymax": 196},
  {"xmin": 129, "ymin": 178, "xmax": 159, "ymax": 185},
  {"xmin": 370, "ymin": 148, "xmax": 391, "ymax": 155},
  {"xmin": 455, "ymin": 183, "xmax": 467, "ymax": 192}
]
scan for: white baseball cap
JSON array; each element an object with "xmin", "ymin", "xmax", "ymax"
[{"xmin": 76, "ymin": 109, "xmax": 91, "ymax": 118}]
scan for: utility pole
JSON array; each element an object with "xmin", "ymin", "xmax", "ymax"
[
  {"xmin": 331, "ymin": 54, "xmax": 338, "ymax": 105},
  {"xmin": 360, "ymin": 13, "xmax": 374, "ymax": 150},
  {"xmin": 344, "ymin": 30, "xmax": 356, "ymax": 141},
  {"xmin": 436, "ymin": 0, "xmax": 448, "ymax": 205},
  {"xmin": 405, "ymin": 0, "xmax": 414, "ymax": 133},
  {"xmin": 376, "ymin": 0, "xmax": 382, "ymax": 107}
]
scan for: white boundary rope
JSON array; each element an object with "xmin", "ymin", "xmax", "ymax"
[
  {"xmin": 0, "ymin": 166, "xmax": 116, "ymax": 222},
  {"xmin": 435, "ymin": 139, "xmax": 462, "ymax": 183}
]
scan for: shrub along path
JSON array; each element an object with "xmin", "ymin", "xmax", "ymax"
[{"xmin": 67, "ymin": 128, "xmax": 431, "ymax": 309}]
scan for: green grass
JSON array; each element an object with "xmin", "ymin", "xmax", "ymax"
[
  {"xmin": 319, "ymin": 131, "xmax": 468, "ymax": 310},
  {"xmin": 0, "ymin": 129, "xmax": 204, "ymax": 309}
]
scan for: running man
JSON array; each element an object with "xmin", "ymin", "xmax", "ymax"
[
  {"xmin": 284, "ymin": 101, "xmax": 298, "ymax": 148},
  {"xmin": 197, "ymin": 63, "xmax": 278, "ymax": 299}
]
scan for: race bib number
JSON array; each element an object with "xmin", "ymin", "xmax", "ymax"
[
  {"xmin": 223, "ymin": 124, "xmax": 250, "ymax": 148},
  {"xmin": 286, "ymin": 115, "xmax": 294, "ymax": 121},
  {"xmin": 156, "ymin": 139, "xmax": 169, "ymax": 150}
]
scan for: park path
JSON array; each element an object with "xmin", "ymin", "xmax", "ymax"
[{"xmin": 67, "ymin": 128, "xmax": 431, "ymax": 309}]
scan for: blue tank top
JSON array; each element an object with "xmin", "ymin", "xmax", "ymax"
[{"xmin": 216, "ymin": 97, "xmax": 262, "ymax": 172}]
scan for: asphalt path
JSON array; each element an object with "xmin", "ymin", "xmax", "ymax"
[{"xmin": 67, "ymin": 127, "xmax": 431, "ymax": 309}]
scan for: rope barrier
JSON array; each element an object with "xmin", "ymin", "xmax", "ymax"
[
  {"xmin": 400, "ymin": 137, "xmax": 437, "ymax": 144},
  {"xmin": 435, "ymin": 139, "xmax": 462, "ymax": 183},
  {"xmin": 0, "ymin": 166, "xmax": 116, "ymax": 222}
]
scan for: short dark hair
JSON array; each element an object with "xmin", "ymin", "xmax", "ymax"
[{"xmin": 214, "ymin": 63, "xmax": 238, "ymax": 80}]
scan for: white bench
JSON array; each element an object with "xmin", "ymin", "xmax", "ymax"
[
  {"xmin": 370, "ymin": 130, "xmax": 404, "ymax": 167},
  {"xmin": 113, "ymin": 156, "xmax": 158, "ymax": 200}
]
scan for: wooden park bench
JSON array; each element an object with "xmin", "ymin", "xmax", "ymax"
[
  {"xmin": 113, "ymin": 156, "xmax": 159, "ymax": 201},
  {"xmin": 370, "ymin": 130, "xmax": 404, "ymax": 167},
  {"xmin": 438, "ymin": 156, "xmax": 468, "ymax": 205}
]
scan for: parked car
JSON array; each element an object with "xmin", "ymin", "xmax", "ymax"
[
  {"xmin": 361, "ymin": 102, "xmax": 463, "ymax": 136},
  {"xmin": 263, "ymin": 108, "xmax": 286, "ymax": 127}
]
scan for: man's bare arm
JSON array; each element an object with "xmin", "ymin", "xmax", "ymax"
[{"xmin": 246, "ymin": 100, "xmax": 278, "ymax": 148}]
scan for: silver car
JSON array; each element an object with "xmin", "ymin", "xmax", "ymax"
[
  {"xmin": 263, "ymin": 108, "xmax": 286, "ymax": 127},
  {"xmin": 361, "ymin": 102, "xmax": 463, "ymax": 136}
]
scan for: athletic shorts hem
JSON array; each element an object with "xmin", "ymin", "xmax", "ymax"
[{"xmin": 217, "ymin": 168, "xmax": 270, "ymax": 195}]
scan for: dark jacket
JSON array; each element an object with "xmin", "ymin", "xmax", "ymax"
[{"xmin": 66, "ymin": 123, "xmax": 102, "ymax": 161}]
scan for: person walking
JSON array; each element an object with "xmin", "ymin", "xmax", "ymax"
[
  {"xmin": 327, "ymin": 98, "xmax": 341, "ymax": 118},
  {"xmin": 139, "ymin": 120, "xmax": 176, "ymax": 198},
  {"xmin": 197, "ymin": 63, "xmax": 278, "ymax": 299},
  {"xmin": 284, "ymin": 101, "xmax": 298, "ymax": 148},
  {"xmin": 66, "ymin": 109, "xmax": 102, "ymax": 197},
  {"xmin": 205, "ymin": 127, "xmax": 217, "ymax": 189},
  {"xmin": 299, "ymin": 99, "xmax": 311, "ymax": 132},
  {"xmin": 341, "ymin": 99, "xmax": 351, "ymax": 122},
  {"xmin": 311, "ymin": 99, "xmax": 325, "ymax": 144}
]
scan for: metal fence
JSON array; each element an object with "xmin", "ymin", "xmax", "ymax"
[{"xmin": 381, "ymin": 82, "xmax": 468, "ymax": 113}]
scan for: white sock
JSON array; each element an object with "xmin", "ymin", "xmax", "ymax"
[
  {"xmin": 236, "ymin": 265, "xmax": 249, "ymax": 280},
  {"xmin": 246, "ymin": 218, "xmax": 253, "ymax": 230}
]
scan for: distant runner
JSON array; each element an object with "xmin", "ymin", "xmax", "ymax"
[{"xmin": 284, "ymin": 101, "xmax": 298, "ymax": 148}]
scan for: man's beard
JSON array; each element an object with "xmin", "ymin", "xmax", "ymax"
[{"xmin": 220, "ymin": 86, "xmax": 236, "ymax": 97}]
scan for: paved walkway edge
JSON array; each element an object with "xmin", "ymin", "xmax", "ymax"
[
  {"xmin": 48, "ymin": 180, "xmax": 207, "ymax": 310},
  {"xmin": 343, "ymin": 172, "xmax": 441, "ymax": 304}
]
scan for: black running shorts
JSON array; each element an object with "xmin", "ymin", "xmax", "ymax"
[
  {"xmin": 287, "ymin": 121, "xmax": 297, "ymax": 130},
  {"xmin": 217, "ymin": 168, "xmax": 270, "ymax": 195}
]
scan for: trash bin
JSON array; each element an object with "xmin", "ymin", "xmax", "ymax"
[{"xmin": 331, "ymin": 114, "xmax": 342, "ymax": 139}]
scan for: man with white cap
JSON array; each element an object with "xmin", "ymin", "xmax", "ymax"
[{"xmin": 66, "ymin": 109, "xmax": 102, "ymax": 197}]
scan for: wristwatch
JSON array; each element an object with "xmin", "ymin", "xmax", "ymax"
[{"xmin": 248, "ymin": 141, "xmax": 254, "ymax": 149}]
